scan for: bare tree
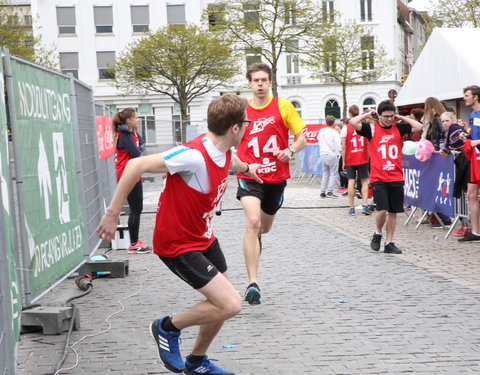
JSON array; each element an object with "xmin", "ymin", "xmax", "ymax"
[{"xmin": 303, "ymin": 20, "xmax": 394, "ymax": 118}]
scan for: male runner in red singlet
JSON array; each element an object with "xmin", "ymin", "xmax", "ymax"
[
  {"xmin": 236, "ymin": 63, "xmax": 306, "ymax": 305},
  {"xmin": 97, "ymin": 94, "xmax": 262, "ymax": 375},
  {"xmin": 349, "ymin": 100, "xmax": 423, "ymax": 254}
]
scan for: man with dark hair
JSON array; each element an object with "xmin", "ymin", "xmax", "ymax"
[
  {"xmin": 237, "ymin": 62, "xmax": 306, "ymax": 305},
  {"xmin": 459, "ymin": 85, "xmax": 480, "ymax": 242},
  {"xmin": 341, "ymin": 104, "xmax": 370, "ymax": 215},
  {"xmin": 349, "ymin": 100, "xmax": 423, "ymax": 254},
  {"xmin": 97, "ymin": 94, "xmax": 262, "ymax": 375}
]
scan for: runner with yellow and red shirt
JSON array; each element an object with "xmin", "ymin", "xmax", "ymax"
[
  {"xmin": 236, "ymin": 63, "xmax": 306, "ymax": 305},
  {"xmin": 350, "ymin": 100, "xmax": 423, "ymax": 255}
]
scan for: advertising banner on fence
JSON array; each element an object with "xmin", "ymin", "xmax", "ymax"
[
  {"xmin": 0, "ymin": 47, "xmax": 21, "ymax": 341},
  {"xmin": 299, "ymin": 124, "xmax": 326, "ymax": 175},
  {"xmin": 402, "ymin": 153, "xmax": 455, "ymax": 217},
  {"xmin": 96, "ymin": 115, "xmax": 115, "ymax": 160},
  {"xmin": 302, "ymin": 124, "xmax": 325, "ymax": 143},
  {"xmin": 10, "ymin": 59, "xmax": 85, "ymax": 297}
]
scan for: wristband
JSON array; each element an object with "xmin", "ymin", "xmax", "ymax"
[
  {"xmin": 288, "ymin": 146, "xmax": 295, "ymax": 155},
  {"xmin": 243, "ymin": 163, "xmax": 249, "ymax": 173}
]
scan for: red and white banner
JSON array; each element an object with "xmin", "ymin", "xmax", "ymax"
[
  {"xmin": 96, "ymin": 116, "xmax": 115, "ymax": 160},
  {"xmin": 302, "ymin": 124, "xmax": 326, "ymax": 143}
]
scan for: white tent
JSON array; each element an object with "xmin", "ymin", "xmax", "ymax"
[{"xmin": 395, "ymin": 28, "xmax": 480, "ymax": 106}]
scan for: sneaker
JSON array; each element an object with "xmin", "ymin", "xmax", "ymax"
[
  {"xmin": 342, "ymin": 191, "xmax": 348, "ymax": 196},
  {"xmin": 452, "ymin": 225, "xmax": 471, "ymax": 237},
  {"xmin": 384, "ymin": 242, "xmax": 402, "ymax": 254},
  {"xmin": 184, "ymin": 356, "xmax": 234, "ymax": 375},
  {"xmin": 348, "ymin": 208, "xmax": 355, "ymax": 216},
  {"xmin": 355, "ymin": 191, "xmax": 362, "ymax": 199},
  {"xmin": 320, "ymin": 192, "xmax": 326, "ymax": 198},
  {"xmin": 149, "ymin": 317, "xmax": 184, "ymax": 373},
  {"xmin": 128, "ymin": 240, "xmax": 152, "ymax": 254},
  {"xmin": 244, "ymin": 282, "xmax": 261, "ymax": 305},
  {"xmin": 361, "ymin": 205, "xmax": 371, "ymax": 216},
  {"xmin": 326, "ymin": 192, "xmax": 338, "ymax": 198},
  {"xmin": 370, "ymin": 233, "xmax": 382, "ymax": 251},
  {"xmin": 458, "ymin": 233, "xmax": 480, "ymax": 242}
]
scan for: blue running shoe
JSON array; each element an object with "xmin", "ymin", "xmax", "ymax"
[
  {"xmin": 244, "ymin": 282, "xmax": 261, "ymax": 305},
  {"xmin": 348, "ymin": 208, "xmax": 355, "ymax": 216},
  {"xmin": 361, "ymin": 205, "xmax": 371, "ymax": 215},
  {"xmin": 149, "ymin": 317, "xmax": 184, "ymax": 373},
  {"xmin": 184, "ymin": 356, "xmax": 234, "ymax": 375}
]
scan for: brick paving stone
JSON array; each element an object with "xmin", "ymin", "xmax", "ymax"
[{"xmin": 16, "ymin": 177, "xmax": 480, "ymax": 374}]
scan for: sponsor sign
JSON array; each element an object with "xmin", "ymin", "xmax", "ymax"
[
  {"xmin": 0, "ymin": 47, "xmax": 21, "ymax": 340},
  {"xmin": 10, "ymin": 59, "xmax": 85, "ymax": 296},
  {"xmin": 302, "ymin": 124, "xmax": 326, "ymax": 144},
  {"xmin": 402, "ymin": 153, "xmax": 454, "ymax": 217},
  {"xmin": 96, "ymin": 116, "xmax": 115, "ymax": 160}
]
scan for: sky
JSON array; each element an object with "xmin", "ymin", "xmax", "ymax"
[{"xmin": 408, "ymin": 0, "xmax": 439, "ymax": 11}]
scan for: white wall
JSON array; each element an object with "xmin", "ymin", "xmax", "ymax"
[{"xmin": 32, "ymin": 0, "xmax": 422, "ymax": 150}]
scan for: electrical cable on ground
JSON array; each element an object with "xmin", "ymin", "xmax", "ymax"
[
  {"xmin": 141, "ymin": 205, "xmax": 350, "ymax": 215},
  {"xmin": 53, "ymin": 268, "xmax": 152, "ymax": 375}
]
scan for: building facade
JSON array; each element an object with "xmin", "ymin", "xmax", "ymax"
[{"xmin": 31, "ymin": 0, "xmax": 426, "ymax": 152}]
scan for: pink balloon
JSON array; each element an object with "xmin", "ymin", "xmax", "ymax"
[{"xmin": 415, "ymin": 140, "xmax": 434, "ymax": 161}]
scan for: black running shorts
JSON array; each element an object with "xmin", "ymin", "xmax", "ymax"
[
  {"xmin": 158, "ymin": 238, "xmax": 227, "ymax": 290},
  {"xmin": 346, "ymin": 163, "xmax": 369, "ymax": 180},
  {"xmin": 371, "ymin": 181, "xmax": 404, "ymax": 213},
  {"xmin": 236, "ymin": 179, "xmax": 287, "ymax": 215}
]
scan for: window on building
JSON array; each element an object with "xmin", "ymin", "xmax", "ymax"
[
  {"xmin": 7, "ymin": 15, "xmax": 19, "ymax": 26},
  {"xmin": 322, "ymin": 1, "xmax": 335, "ymax": 22},
  {"xmin": 362, "ymin": 97, "xmax": 376, "ymax": 111},
  {"xmin": 56, "ymin": 6, "xmax": 76, "ymax": 34},
  {"xmin": 245, "ymin": 48, "xmax": 261, "ymax": 69},
  {"xmin": 167, "ymin": 4, "xmax": 186, "ymax": 24},
  {"xmin": 243, "ymin": 2, "xmax": 259, "ymax": 26},
  {"xmin": 291, "ymin": 101, "xmax": 302, "ymax": 118},
  {"xmin": 131, "ymin": 5, "xmax": 149, "ymax": 33},
  {"xmin": 360, "ymin": 0, "xmax": 372, "ymax": 22},
  {"xmin": 284, "ymin": 2, "xmax": 296, "ymax": 24},
  {"xmin": 361, "ymin": 36, "xmax": 374, "ymax": 70},
  {"xmin": 24, "ymin": 14, "xmax": 32, "ymax": 26},
  {"xmin": 286, "ymin": 40, "xmax": 299, "ymax": 74},
  {"xmin": 207, "ymin": 3, "xmax": 225, "ymax": 29},
  {"xmin": 323, "ymin": 39, "xmax": 336, "ymax": 72},
  {"xmin": 325, "ymin": 99, "xmax": 340, "ymax": 119},
  {"xmin": 138, "ymin": 104, "xmax": 156, "ymax": 143},
  {"xmin": 171, "ymin": 103, "xmax": 189, "ymax": 144},
  {"xmin": 97, "ymin": 51, "xmax": 116, "ymax": 79},
  {"xmin": 59, "ymin": 52, "xmax": 79, "ymax": 79},
  {"xmin": 94, "ymin": 6, "xmax": 113, "ymax": 33}
]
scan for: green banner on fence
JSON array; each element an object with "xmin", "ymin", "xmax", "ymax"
[
  {"xmin": 10, "ymin": 59, "xmax": 85, "ymax": 297},
  {"xmin": 0, "ymin": 48, "xmax": 21, "ymax": 341}
]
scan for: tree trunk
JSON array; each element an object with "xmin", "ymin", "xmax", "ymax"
[
  {"xmin": 271, "ymin": 65, "xmax": 278, "ymax": 97},
  {"xmin": 342, "ymin": 83, "xmax": 347, "ymax": 119},
  {"xmin": 180, "ymin": 100, "xmax": 190, "ymax": 144}
]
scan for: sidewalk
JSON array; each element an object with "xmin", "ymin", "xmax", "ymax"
[{"xmin": 17, "ymin": 177, "xmax": 480, "ymax": 374}]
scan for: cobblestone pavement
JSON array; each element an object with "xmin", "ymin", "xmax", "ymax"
[{"xmin": 17, "ymin": 176, "xmax": 480, "ymax": 374}]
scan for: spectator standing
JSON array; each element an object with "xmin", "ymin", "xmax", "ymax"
[
  {"xmin": 349, "ymin": 100, "xmax": 423, "ymax": 254},
  {"xmin": 113, "ymin": 108, "xmax": 151, "ymax": 253},
  {"xmin": 459, "ymin": 85, "xmax": 480, "ymax": 242},
  {"xmin": 340, "ymin": 104, "xmax": 370, "ymax": 216},
  {"xmin": 421, "ymin": 97, "xmax": 446, "ymax": 150},
  {"xmin": 318, "ymin": 115, "xmax": 341, "ymax": 198}
]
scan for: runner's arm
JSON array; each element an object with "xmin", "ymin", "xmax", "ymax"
[
  {"xmin": 97, "ymin": 154, "xmax": 168, "ymax": 240},
  {"xmin": 349, "ymin": 112, "xmax": 375, "ymax": 131},
  {"xmin": 230, "ymin": 156, "xmax": 263, "ymax": 184}
]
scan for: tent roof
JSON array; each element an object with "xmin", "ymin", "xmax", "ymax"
[{"xmin": 395, "ymin": 28, "xmax": 480, "ymax": 106}]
